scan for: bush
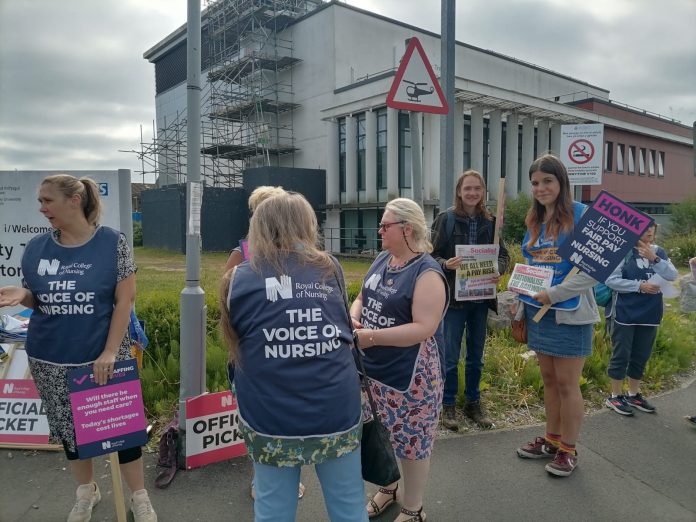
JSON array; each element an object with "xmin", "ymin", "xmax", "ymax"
[
  {"xmin": 668, "ymin": 194, "xmax": 696, "ymax": 235},
  {"xmin": 662, "ymin": 232, "xmax": 696, "ymax": 267},
  {"xmin": 502, "ymin": 194, "xmax": 531, "ymax": 244},
  {"xmin": 133, "ymin": 222, "xmax": 143, "ymax": 247}
]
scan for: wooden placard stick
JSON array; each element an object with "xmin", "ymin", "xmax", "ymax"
[
  {"xmin": 493, "ymin": 176, "xmax": 506, "ymax": 248},
  {"xmin": 109, "ymin": 453, "xmax": 128, "ymax": 522},
  {"xmin": 532, "ymin": 266, "xmax": 580, "ymax": 322},
  {"xmin": 0, "ymin": 442, "xmax": 63, "ymax": 451}
]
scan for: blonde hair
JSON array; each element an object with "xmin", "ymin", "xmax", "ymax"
[
  {"xmin": 384, "ymin": 197, "xmax": 432, "ymax": 253},
  {"xmin": 42, "ymin": 174, "xmax": 102, "ymax": 226},
  {"xmin": 247, "ymin": 185, "xmax": 285, "ymax": 213},
  {"xmin": 220, "ymin": 192, "xmax": 333, "ymax": 365}
]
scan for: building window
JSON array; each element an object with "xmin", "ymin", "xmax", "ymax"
[
  {"xmin": 658, "ymin": 151, "xmax": 665, "ymax": 178},
  {"xmin": 462, "ymin": 115, "xmax": 471, "ymax": 171},
  {"xmin": 616, "ymin": 144, "xmax": 625, "ymax": 173},
  {"xmin": 648, "ymin": 149, "xmax": 656, "ymax": 176},
  {"xmin": 604, "ymin": 141, "xmax": 613, "ymax": 172},
  {"xmin": 398, "ymin": 111, "xmax": 411, "ymax": 189},
  {"xmin": 356, "ymin": 113, "xmax": 366, "ymax": 190},
  {"xmin": 376, "ymin": 108, "xmax": 387, "ymax": 189},
  {"xmin": 639, "ymin": 148, "xmax": 646, "ymax": 176},
  {"xmin": 338, "ymin": 118, "xmax": 346, "ymax": 192},
  {"xmin": 628, "ymin": 145, "xmax": 636, "ymax": 174}
]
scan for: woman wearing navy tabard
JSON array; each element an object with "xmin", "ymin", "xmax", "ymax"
[
  {"xmin": 221, "ymin": 192, "xmax": 365, "ymax": 522},
  {"xmin": 351, "ymin": 198, "xmax": 447, "ymax": 522},
  {"xmin": 0, "ymin": 174, "xmax": 156, "ymax": 522},
  {"xmin": 514, "ymin": 155, "xmax": 599, "ymax": 477}
]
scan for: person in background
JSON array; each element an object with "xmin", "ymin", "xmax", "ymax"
[
  {"xmin": 687, "ymin": 256, "xmax": 696, "ymax": 427},
  {"xmin": 223, "ymin": 185, "xmax": 286, "ymax": 272},
  {"xmin": 431, "ymin": 170, "xmax": 509, "ymax": 430},
  {"xmin": 604, "ymin": 223, "xmax": 678, "ymax": 416},
  {"xmin": 221, "ymin": 192, "xmax": 366, "ymax": 522},
  {"xmin": 221, "ymin": 184, "xmax": 305, "ymax": 501},
  {"xmin": 514, "ymin": 155, "xmax": 599, "ymax": 477},
  {"xmin": 351, "ymin": 198, "xmax": 447, "ymax": 522},
  {"xmin": 0, "ymin": 174, "xmax": 156, "ymax": 522}
]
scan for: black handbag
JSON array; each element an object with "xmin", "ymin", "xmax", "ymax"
[
  {"xmin": 331, "ymin": 260, "xmax": 401, "ymax": 486},
  {"xmin": 354, "ymin": 345, "xmax": 402, "ymax": 486}
]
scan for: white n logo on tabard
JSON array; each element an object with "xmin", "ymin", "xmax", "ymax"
[
  {"xmin": 265, "ymin": 275, "xmax": 293, "ymax": 302},
  {"xmin": 37, "ymin": 259, "xmax": 60, "ymax": 276},
  {"xmin": 364, "ymin": 273, "xmax": 381, "ymax": 290}
]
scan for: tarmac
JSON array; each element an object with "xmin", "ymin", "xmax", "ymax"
[{"xmin": 2, "ymin": 378, "xmax": 695, "ymax": 522}]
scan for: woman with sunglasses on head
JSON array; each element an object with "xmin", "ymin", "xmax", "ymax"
[
  {"xmin": 514, "ymin": 154, "xmax": 599, "ymax": 477},
  {"xmin": 0, "ymin": 174, "xmax": 156, "ymax": 522},
  {"xmin": 351, "ymin": 198, "xmax": 447, "ymax": 522}
]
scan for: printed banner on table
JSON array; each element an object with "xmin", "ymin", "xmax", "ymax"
[
  {"xmin": 558, "ymin": 191, "xmax": 654, "ymax": 283},
  {"xmin": 185, "ymin": 390, "xmax": 247, "ymax": 470},
  {"xmin": 507, "ymin": 263, "xmax": 554, "ymax": 298},
  {"xmin": 0, "ymin": 379, "xmax": 50, "ymax": 445},
  {"xmin": 68, "ymin": 359, "xmax": 147, "ymax": 459},
  {"xmin": 454, "ymin": 244, "xmax": 499, "ymax": 301}
]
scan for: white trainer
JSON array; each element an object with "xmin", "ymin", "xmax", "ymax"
[
  {"xmin": 67, "ymin": 482, "xmax": 101, "ymax": 522},
  {"xmin": 131, "ymin": 489, "xmax": 158, "ymax": 522}
]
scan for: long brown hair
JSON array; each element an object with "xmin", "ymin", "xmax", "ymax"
[
  {"xmin": 453, "ymin": 170, "xmax": 492, "ymax": 219},
  {"xmin": 220, "ymin": 267, "xmax": 240, "ymax": 364},
  {"xmin": 524, "ymin": 154, "xmax": 574, "ymax": 246}
]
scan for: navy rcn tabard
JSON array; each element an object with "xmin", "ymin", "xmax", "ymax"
[
  {"xmin": 614, "ymin": 246, "xmax": 669, "ymax": 326},
  {"xmin": 21, "ymin": 226, "xmax": 120, "ymax": 365},
  {"xmin": 228, "ymin": 254, "xmax": 361, "ymax": 438},
  {"xmin": 358, "ymin": 251, "xmax": 447, "ymax": 392}
]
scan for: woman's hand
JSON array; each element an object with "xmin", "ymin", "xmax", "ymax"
[
  {"xmin": 93, "ymin": 350, "xmax": 117, "ymax": 386},
  {"xmin": 532, "ymin": 290, "xmax": 551, "ymax": 305},
  {"xmin": 639, "ymin": 282, "xmax": 660, "ymax": 294},
  {"xmin": 351, "ymin": 316, "xmax": 363, "ymax": 330},
  {"xmin": 636, "ymin": 240, "xmax": 657, "ymax": 262},
  {"xmin": 0, "ymin": 286, "xmax": 28, "ymax": 307}
]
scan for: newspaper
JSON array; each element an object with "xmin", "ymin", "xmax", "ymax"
[
  {"xmin": 507, "ymin": 263, "xmax": 554, "ymax": 298},
  {"xmin": 454, "ymin": 244, "xmax": 499, "ymax": 301}
]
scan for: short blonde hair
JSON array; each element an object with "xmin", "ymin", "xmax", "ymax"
[
  {"xmin": 384, "ymin": 198, "xmax": 432, "ymax": 253},
  {"xmin": 248, "ymin": 185, "xmax": 285, "ymax": 213}
]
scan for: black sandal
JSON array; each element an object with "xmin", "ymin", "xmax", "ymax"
[
  {"xmin": 367, "ymin": 483, "xmax": 398, "ymax": 518},
  {"xmin": 400, "ymin": 506, "xmax": 426, "ymax": 522}
]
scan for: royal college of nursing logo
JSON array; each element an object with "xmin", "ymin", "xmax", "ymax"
[
  {"xmin": 37, "ymin": 259, "xmax": 60, "ymax": 276},
  {"xmin": 265, "ymin": 275, "xmax": 293, "ymax": 302},
  {"xmin": 364, "ymin": 273, "xmax": 381, "ymax": 291}
]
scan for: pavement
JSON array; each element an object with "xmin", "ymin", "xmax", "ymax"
[{"xmin": 2, "ymin": 378, "xmax": 695, "ymax": 522}]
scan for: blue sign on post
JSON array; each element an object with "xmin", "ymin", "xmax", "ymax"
[{"xmin": 558, "ymin": 191, "xmax": 654, "ymax": 283}]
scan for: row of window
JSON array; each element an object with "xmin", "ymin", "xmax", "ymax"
[{"xmin": 604, "ymin": 142, "xmax": 665, "ymax": 177}]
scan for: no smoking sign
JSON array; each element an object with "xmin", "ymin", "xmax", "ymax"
[{"xmin": 568, "ymin": 139, "xmax": 594, "ymax": 164}]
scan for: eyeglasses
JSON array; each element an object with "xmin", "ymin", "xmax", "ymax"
[{"xmin": 378, "ymin": 220, "xmax": 406, "ymax": 231}]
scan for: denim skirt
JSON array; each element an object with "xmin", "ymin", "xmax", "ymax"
[{"xmin": 524, "ymin": 304, "xmax": 593, "ymax": 358}]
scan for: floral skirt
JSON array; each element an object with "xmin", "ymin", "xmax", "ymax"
[{"xmin": 361, "ymin": 337, "xmax": 443, "ymax": 460}]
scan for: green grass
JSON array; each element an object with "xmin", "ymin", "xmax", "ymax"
[{"xmin": 133, "ymin": 247, "xmax": 696, "ymax": 429}]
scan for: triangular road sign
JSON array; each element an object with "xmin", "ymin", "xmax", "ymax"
[{"xmin": 386, "ymin": 37, "xmax": 449, "ymax": 114}]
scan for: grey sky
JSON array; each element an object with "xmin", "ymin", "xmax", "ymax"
[{"xmin": 1, "ymin": 0, "xmax": 694, "ymax": 183}]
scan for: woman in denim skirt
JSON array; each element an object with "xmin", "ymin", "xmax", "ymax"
[{"xmin": 513, "ymin": 155, "xmax": 599, "ymax": 477}]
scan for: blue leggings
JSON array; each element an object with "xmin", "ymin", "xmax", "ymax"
[{"xmin": 253, "ymin": 447, "xmax": 368, "ymax": 522}]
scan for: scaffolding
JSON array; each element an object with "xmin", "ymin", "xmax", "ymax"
[{"xmin": 132, "ymin": 0, "xmax": 322, "ymax": 187}]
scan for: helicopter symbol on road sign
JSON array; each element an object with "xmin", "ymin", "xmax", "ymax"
[{"xmin": 403, "ymin": 80, "xmax": 434, "ymax": 102}]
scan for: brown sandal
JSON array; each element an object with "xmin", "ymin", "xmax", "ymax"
[
  {"xmin": 367, "ymin": 483, "xmax": 398, "ymax": 518},
  {"xmin": 399, "ymin": 506, "xmax": 426, "ymax": 522}
]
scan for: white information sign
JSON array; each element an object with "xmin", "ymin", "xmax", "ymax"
[{"xmin": 560, "ymin": 124, "xmax": 604, "ymax": 185}]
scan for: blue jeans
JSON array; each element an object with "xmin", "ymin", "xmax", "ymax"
[
  {"xmin": 442, "ymin": 303, "xmax": 489, "ymax": 405},
  {"xmin": 253, "ymin": 447, "xmax": 368, "ymax": 522}
]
